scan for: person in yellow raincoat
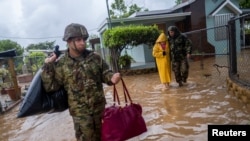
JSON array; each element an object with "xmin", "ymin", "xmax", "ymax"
[{"xmin": 152, "ymin": 32, "xmax": 171, "ymax": 89}]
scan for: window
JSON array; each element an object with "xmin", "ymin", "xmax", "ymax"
[{"xmin": 214, "ymin": 13, "xmax": 234, "ymax": 40}]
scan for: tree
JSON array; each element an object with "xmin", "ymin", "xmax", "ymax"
[
  {"xmin": 127, "ymin": 4, "xmax": 147, "ymax": 17},
  {"xmin": 26, "ymin": 41, "xmax": 56, "ymax": 51},
  {"xmin": 239, "ymin": 0, "xmax": 250, "ymax": 8},
  {"xmin": 0, "ymin": 40, "xmax": 24, "ymax": 79},
  {"xmin": 175, "ymin": 0, "xmax": 182, "ymax": 5},
  {"xmin": 0, "ymin": 39, "xmax": 24, "ymax": 56},
  {"xmin": 239, "ymin": 0, "xmax": 250, "ymax": 34},
  {"xmin": 103, "ymin": 25, "xmax": 160, "ymax": 71},
  {"xmin": 26, "ymin": 52, "xmax": 46, "ymax": 73},
  {"xmin": 109, "ymin": 0, "xmax": 148, "ymax": 19}
]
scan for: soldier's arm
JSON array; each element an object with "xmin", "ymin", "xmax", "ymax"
[
  {"xmin": 185, "ymin": 38, "xmax": 192, "ymax": 54},
  {"xmin": 185, "ymin": 38, "xmax": 192, "ymax": 59},
  {"xmin": 91, "ymin": 53, "xmax": 115, "ymax": 86},
  {"xmin": 41, "ymin": 54, "xmax": 63, "ymax": 92}
]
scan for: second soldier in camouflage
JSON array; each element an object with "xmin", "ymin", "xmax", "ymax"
[{"xmin": 168, "ymin": 26, "xmax": 192, "ymax": 87}]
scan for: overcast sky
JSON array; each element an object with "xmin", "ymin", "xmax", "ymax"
[{"xmin": 0, "ymin": 0, "xmax": 175, "ymax": 49}]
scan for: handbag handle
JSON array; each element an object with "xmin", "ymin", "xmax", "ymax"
[
  {"xmin": 113, "ymin": 84, "xmax": 120, "ymax": 105},
  {"xmin": 113, "ymin": 77, "xmax": 133, "ymax": 105},
  {"xmin": 121, "ymin": 78, "xmax": 133, "ymax": 105}
]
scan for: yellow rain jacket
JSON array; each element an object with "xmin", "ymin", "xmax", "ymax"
[{"xmin": 152, "ymin": 33, "xmax": 171, "ymax": 84}]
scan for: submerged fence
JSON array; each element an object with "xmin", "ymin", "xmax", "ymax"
[
  {"xmin": 228, "ymin": 13, "xmax": 250, "ymax": 88},
  {"xmin": 184, "ymin": 25, "xmax": 229, "ymax": 83},
  {"xmin": 182, "ymin": 14, "xmax": 250, "ymax": 89}
]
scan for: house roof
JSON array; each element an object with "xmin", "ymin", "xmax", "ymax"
[
  {"xmin": 0, "ymin": 49, "xmax": 17, "ymax": 58},
  {"xmin": 98, "ymin": 12, "xmax": 191, "ymax": 33},
  {"xmin": 168, "ymin": 0, "xmax": 196, "ymax": 13},
  {"xmin": 130, "ymin": 0, "xmax": 196, "ymax": 17},
  {"xmin": 241, "ymin": 9, "xmax": 250, "ymax": 14},
  {"xmin": 98, "ymin": 0, "xmax": 196, "ymax": 33},
  {"xmin": 210, "ymin": 0, "xmax": 242, "ymax": 16},
  {"xmin": 129, "ymin": 9, "xmax": 173, "ymax": 17},
  {"xmin": 111, "ymin": 12, "xmax": 191, "ymax": 23},
  {"xmin": 241, "ymin": 9, "xmax": 250, "ymax": 20}
]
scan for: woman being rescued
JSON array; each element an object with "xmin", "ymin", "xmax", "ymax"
[{"xmin": 152, "ymin": 32, "xmax": 171, "ymax": 90}]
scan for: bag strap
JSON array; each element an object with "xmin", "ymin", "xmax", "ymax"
[
  {"xmin": 113, "ymin": 77, "xmax": 133, "ymax": 105},
  {"xmin": 113, "ymin": 84, "xmax": 120, "ymax": 105},
  {"xmin": 121, "ymin": 78, "xmax": 133, "ymax": 104}
]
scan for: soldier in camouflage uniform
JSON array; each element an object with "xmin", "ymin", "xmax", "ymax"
[
  {"xmin": 41, "ymin": 23, "xmax": 121, "ymax": 141},
  {"xmin": 168, "ymin": 26, "xmax": 192, "ymax": 87}
]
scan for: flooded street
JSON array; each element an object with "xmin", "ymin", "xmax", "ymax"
[{"xmin": 0, "ymin": 57, "xmax": 250, "ymax": 141}]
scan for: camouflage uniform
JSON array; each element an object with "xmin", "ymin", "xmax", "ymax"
[
  {"xmin": 168, "ymin": 26, "xmax": 192, "ymax": 86},
  {"xmin": 41, "ymin": 23, "xmax": 115, "ymax": 141}
]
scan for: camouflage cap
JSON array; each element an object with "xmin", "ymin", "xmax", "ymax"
[{"xmin": 63, "ymin": 23, "xmax": 89, "ymax": 41}]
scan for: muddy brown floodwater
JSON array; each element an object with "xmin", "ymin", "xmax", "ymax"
[{"xmin": 0, "ymin": 57, "xmax": 250, "ymax": 141}]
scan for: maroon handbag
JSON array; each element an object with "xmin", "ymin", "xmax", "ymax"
[{"xmin": 101, "ymin": 78, "xmax": 147, "ymax": 141}]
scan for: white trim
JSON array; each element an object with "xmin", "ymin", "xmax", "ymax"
[{"xmin": 211, "ymin": 0, "xmax": 242, "ymax": 16}]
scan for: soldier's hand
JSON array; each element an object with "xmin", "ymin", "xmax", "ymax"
[
  {"xmin": 45, "ymin": 53, "xmax": 57, "ymax": 63},
  {"xmin": 111, "ymin": 73, "xmax": 121, "ymax": 84}
]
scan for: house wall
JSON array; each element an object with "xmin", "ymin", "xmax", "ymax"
[
  {"xmin": 205, "ymin": 0, "xmax": 241, "ymax": 54},
  {"xmin": 122, "ymin": 44, "xmax": 154, "ymax": 63},
  {"xmin": 189, "ymin": 0, "xmax": 206, "ymax": 30},
  {"xmin": 232, "ymin": 0, "xmax": 242, "ymax": 51},
  {"xmin": 187, "ymin": 0, "xmax": 215, "ymax": 54},
  {"xmin": 143, "ymin": 45, "xmax": 155, "ymax": 62},
  {"xmin": 170, "ymin": 0, "xmax": 214, "ymax": 54},
  {"xmin": 205, "ymin": 0, "xmax": 228, "ymax": 55},
  {"xmin": 235, "ymin": 20, "xmax": 241, "ymax": 52}
]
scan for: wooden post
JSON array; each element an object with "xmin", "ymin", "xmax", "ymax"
[{"xmin": 7, "ymin": 58, "xmax": 20, "ymax": 98}]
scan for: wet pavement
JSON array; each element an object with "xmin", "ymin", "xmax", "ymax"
[{"xmin": 0, "ymin": 57, "xmax": 250, "ymax": 141}]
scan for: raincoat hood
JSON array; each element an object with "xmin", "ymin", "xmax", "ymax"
[{"xmin": 155, "ymin": 33, "xmax": 168, "ymax": 43}]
